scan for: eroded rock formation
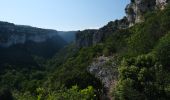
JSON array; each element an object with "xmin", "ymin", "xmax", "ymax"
[
  {"xmin": 0, "ymin": 21, "xmax": 63, "ymax": 47},
  {"xmin": 76, "ymin": 17, "xmax": 129, "ymax": 48},
  {"xmin": 126, "ymin": 0, "xmax": 169, "ymax": 26},
  {"xmin": 87, "ymin": 56, "xmax": 118, "ymax": 89}
]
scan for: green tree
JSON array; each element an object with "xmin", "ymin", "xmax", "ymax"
[
  {"xmin": 114, "ymin": 54, "xmax": 168, "ymax": 100},
  {"xmin": 36, "ymin": 86, "xmax": 96, "ymax": 100}
]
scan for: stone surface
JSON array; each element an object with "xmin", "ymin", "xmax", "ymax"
[
  {"xmin": 126, "ymin": 0, "xmax": 169, "ymax": 26},
  {"xmin": 0, "ymin": 22, "xmax": 63, "ymax": 47},
  {"xmin": 156, "ymin": 0, "xmax": 168, "ymax": 9},
  {"xmin": 75, "ymin": 17, "xmax": 129, "ymax": 48},
  {"xmin": 0, "ymin": 33, "xmax": 58, "ymax": 47},
  {"xmin": 75, "ymin": 29, "xmax": 96, "ymax": 48},
  {"xmin": 87, "ymin": 56, "xmax": 118, "ymax": 89},
  {"xmin": 76, "ymin": 0, "xmax": 170, "ymax": 49},
  {"xmin": 125, "ymin": 0, "xmax": 156, "ymax": 26}
]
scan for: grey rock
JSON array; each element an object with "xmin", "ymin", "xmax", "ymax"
[
  {"xmin": 126, "ymin": 0, "xmax": 169, "ymax": 26},
  {"xmin": 125, "ymin": 0, "xmax": 156, "ymax": 26},
  {"xmin": 75, "ymin": 17, "xmax": 129, "ymax": 48},
  {"xmin": 156, "ymin": 0, "xmax": 168, "ymax": 9},
  {"xmin": 87, "ymin": 56, "xmax": 118, "ymax": 89},
  {"xmin": 0, "ymin": 32, "xmax": 58, "ymax": 47},
  {"xmin": 75, "ymin": 29, "xmax": 96, "ymax": 48},
  {"xmin": 0, "ymin": 21, "xmax": 63, "ymax": 47},
  {"xmin": 75, "ymin": 0, "xmax": 170, "ymax": 49}
]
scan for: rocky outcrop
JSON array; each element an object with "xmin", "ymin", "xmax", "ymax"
[
  {"xmin": 0, "ymin": 21, "xmax": 65, "ymax": 47},
  {"xmin": 76, "ymin": 17, "xmax": 129, "ymax": 48},
  {"xmin": 76, "ymin": 29, "xmax": 97, "ymax": 48},
  {"xmin": 125, "ymin": 0, "xmax": 156, "ymax": 26},
  {"xmin": 126, "ymin": 0, "xmax": 169, "ymax": 26},
  {"xmin": 156, "ymin": 0, "xmax": 168, "ymax": 9},
  {"xmin": 87, "ymin": 56, "xmax": 118, "ymax": 89},
  {"xmin": 0, "ymin": 21, "xmax": 68, "ymax": 64},
  {"xmin": 76, "ymin": 0, "xmax": 170, "ymax": 48},
  {"xmin": 0, "ymin": 32, "xmax": 58, "ymax": 47}
]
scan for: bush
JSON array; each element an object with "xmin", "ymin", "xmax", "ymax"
[
  {"xmin": 153, "ymin": 32, "xmax": 170, "ymax": 70},
  {"xmin": 114, "ymin": 54, "xmax": 168, "ymax": 100},
  {"xmin": 127, "ymin": 6, "xmax": 170, "ymax": 56},
  {"xmin": 36, "ymin": 86, "xmax": 96, "ymax": 100}
]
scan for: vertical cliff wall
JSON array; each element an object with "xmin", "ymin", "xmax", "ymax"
[
  {"xmin": 75, "ymin": 0, "xmax": 170, "ymax": 48},
  {"xmin": 75, "ymin": 17, "xmax": 129, "ymax": 48},
  {"xmin": 126, "ymin": 0, "xmax": 169, "ymax": 26},
  {"xmin": 0, "ymin": 21, "xmax": 66, "ymax": 47}
]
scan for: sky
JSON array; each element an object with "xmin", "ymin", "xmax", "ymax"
[{"xmin": 0, "ymin": 0, "xmax": 130, "ymax": 31}]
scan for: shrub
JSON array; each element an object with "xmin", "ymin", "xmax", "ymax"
[
  {"xmin": 114, "ymin": 54, "xmax": 168, "ymax": 100},
  {"xmin": 153, "ymin": 32, "xmax": 170, "ymax": 70},
  {"xmin": 36, "ymin": 86, "xmax": 96, "ymax": 100}
]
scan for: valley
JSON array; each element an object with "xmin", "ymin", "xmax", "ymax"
[{"xmin": 0, "ymin": 0, "xmax": 170, "ymax": 100}]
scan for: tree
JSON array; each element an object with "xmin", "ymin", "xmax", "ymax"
[{"xmin": 114, "ymin": 54, "xmax": 168, "ymax": 100}]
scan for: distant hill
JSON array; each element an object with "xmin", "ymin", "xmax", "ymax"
[{"xmin": 0, "ymin": 21, "xmax": 67, "ymax": 66}]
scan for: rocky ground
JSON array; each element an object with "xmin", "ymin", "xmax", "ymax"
[{"xmin": 87, "ymin": 56, "xmax": 118, "ymax": 99}]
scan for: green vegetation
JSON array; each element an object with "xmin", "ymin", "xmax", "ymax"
[
  {"xmin": 0, "ymin": 2, "xmax": 170, "ymax": 100},
  {"xmin": 112, "ymin": 5, "xmax": 170, "ymax": 100},
  {"xmin": 13, "ymin": 86, "xmax": 95, "ymax": 100},
  {"xmin": 153, "ymin": 32, "xmax": 170, "ymax": 70},
  {"xmin": 114, "ymin": 54, "xmax": 169, "ymax": 100}
]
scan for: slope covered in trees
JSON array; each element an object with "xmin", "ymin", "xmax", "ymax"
[{"xmin": 0, "ymin": 1, "xmax": 170, "ymax": 100}]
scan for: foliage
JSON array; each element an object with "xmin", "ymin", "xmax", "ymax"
[
  {"xmin": 35, "ymin": 86, "xmax": 95, "ymax": 100},
  {"xmin": 13, "ymin": 91, "xmax": 36, "ymax": 100},
  {"xmin": 153, "ymin": 32, "xmax": 170, "ymax": 70},
  {"xmin": 127, "ymin": 6, "xmax": 170, "ymax": 56},
  {"xmin": 114, "ymin": 54, "xmax": 169, "ymax": 100},
  {"xmin": 45, "ymin": 45, "xmax": 104, "ymax": 98},
  {"xmin": 0, "ymin": 2, "xmax": 170, "ymax": 100}
]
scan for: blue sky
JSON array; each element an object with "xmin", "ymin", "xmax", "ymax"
[{"xmin": 0, "ymin": 0, "xmax": 130, "ymax": 31}]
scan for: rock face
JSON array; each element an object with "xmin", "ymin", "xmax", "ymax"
[
  {"xmin": 156, "ymin": 0, "xmax": 168, "ymax": 9},
  {"xmin": 76, "ymin": 0, "xmax": 170, "ymax": 98},
  {"xmin": 87, "ymin": 56, "xmax": 118, "ymax": 89},
  {"xmin": 126, "ymin": 0, "xmax": 169, "ymax": 26},
  {"xmin": 0, "ymin": 21, "xmax": 67, "ymax": 64},
  {"xmin": 0, "ymin": 32, "xmax": 57, "ymax": 47},
  {"xmin": 76, "ymin": 17, "xmax": 129, "ymax": 48},
  {"xmin": 0, "ymin": 21, "xmax": 65, "ymax": 47},
  {"xmin": 125, "ymin": 0, "xmax": 156, "ymax": 26},
  {"xmin": 76, "ymin": 29, "xmax": 97, "ymax": 48},
  {"xmin": 76, "ymin": 0, "xmax": 170, "ymax": 48}
]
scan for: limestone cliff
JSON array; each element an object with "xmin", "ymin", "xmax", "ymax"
[
  {"xmin": 126, "ymin": 0, "xmax": 169, "ymax": 26},
  {"xmin": 87, "ymin": 56, "xmax": 117, "ymax": 89},
  {"xmin": 0, "ymin": 21, "xmax": 67, "ymax": 63},
  {"xmin": 0, "ymin": 21, "xmax": 65, "ymax": 47},
  {"xmin": 76, "ymin": 17, "xmax": 129, "ymax": 48},
  {"xmin": 75, "ymin": 0, "xmax": 170, "ymax": 97},
  {"xmin": 76, "ymin": 0, "xmax": 170, "ymax": 48}
]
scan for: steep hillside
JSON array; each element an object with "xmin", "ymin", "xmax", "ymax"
[
  {"xmin": 0, "ymin": 21, "xmax": 67, "ymax": 66},
  {"xmin": 0, "ymin": 0, "xmax": 170, "ymax": 100},
  {"xmin": 76, "ymin": 17, "xmax": 129, "ymax": 48},
  {"xmin": 42, "ymin": 1, "xmax": 170, "ymax": 99}
]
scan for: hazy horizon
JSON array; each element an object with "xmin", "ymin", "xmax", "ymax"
[{"xmin": 0, "ymin": 0, "xmax": 130, "ymax": 31}]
